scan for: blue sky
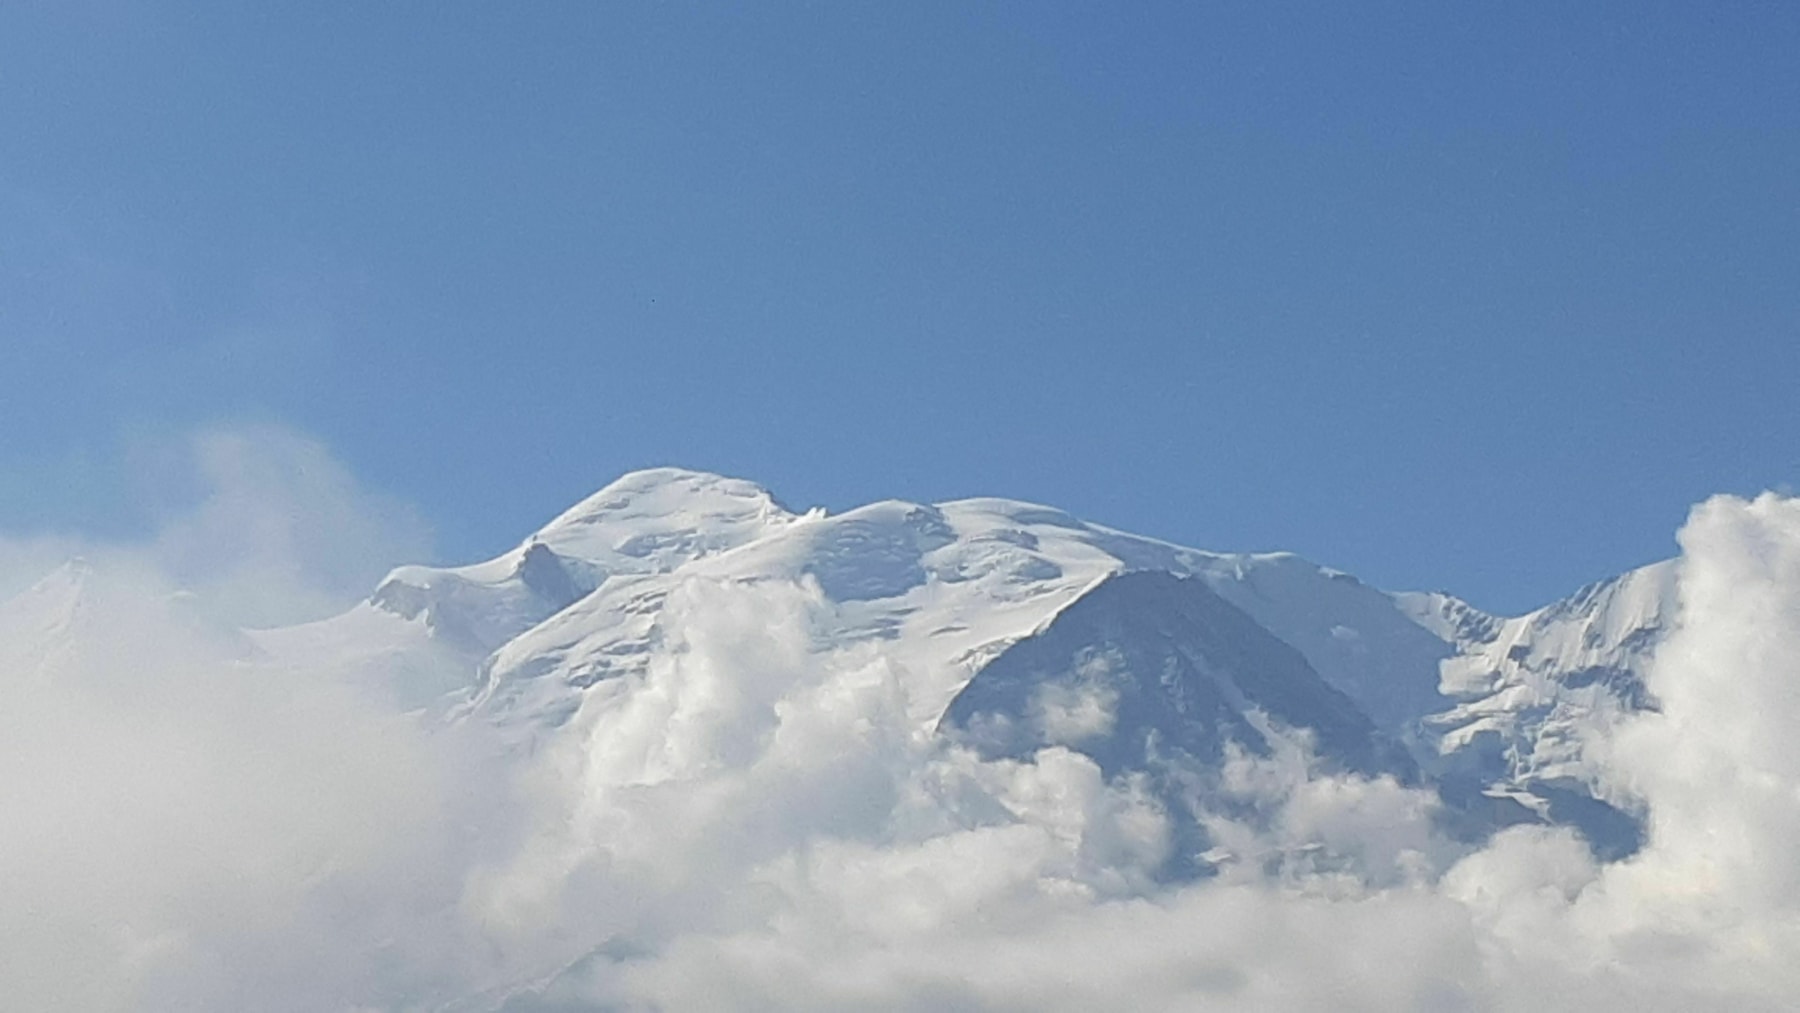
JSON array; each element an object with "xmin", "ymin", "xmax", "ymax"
[{"xmin": 2, "ymin": 2, "xmax": 1795, "ymax": 613}]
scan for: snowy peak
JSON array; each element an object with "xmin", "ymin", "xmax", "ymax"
[
  {"xmin": 1398, "ymin": 560, "xmax": 1676, "ymax": 703},
  {"xmin": 369, "ymin": 469, "xmax": 801, "ymax": 652},
  {"xmin": 530, "ymin": 467, "xmax": 798, "ymax": 568}
]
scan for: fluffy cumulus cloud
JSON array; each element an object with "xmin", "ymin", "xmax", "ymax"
[{"xmin": 5, "ymin": 441, "xmax": 1800, "ymax": 1011}]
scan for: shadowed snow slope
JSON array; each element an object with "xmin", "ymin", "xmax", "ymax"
[{"xmin": 942, "ymin": 570, "xmax": 1414, "ymax": 782}]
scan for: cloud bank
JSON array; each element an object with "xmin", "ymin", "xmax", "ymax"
[
  {"xmin": 0, "ymin": 426, "xmax": 490, "ymax": 1011},
  {"xmin": 4, "ymin": 434, "xmax": 1799, "ymax": 1011}
]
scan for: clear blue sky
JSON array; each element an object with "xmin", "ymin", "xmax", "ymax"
[{"xmin": 2, "ymin": 3, "xmax": 1795, "ymax": 614}]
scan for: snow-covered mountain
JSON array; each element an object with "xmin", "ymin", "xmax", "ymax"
[
  {"xmin": 243, "ymin": 470, "xmax": 1666, "ymax": 860},
  {"xmin": 2, "ymin": 467, "xmax": 1673, "ymax": 866}
]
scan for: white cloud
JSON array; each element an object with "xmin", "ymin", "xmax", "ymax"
[
  {"xmin": 146, "ymin": 424, "xmax": 433, "ymax": 626},
  {"xmin": 0, "ymin": 427, "xmax": 491, "ymax": 1011},
  {"xmin": 1029, "ymin": 651, "xmax": 1120, "ymax": 745},
  {"xmin": 0, "ymin": 423, "xmax": 433, "ymax": 628}
]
